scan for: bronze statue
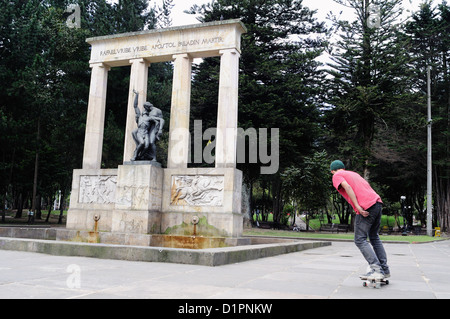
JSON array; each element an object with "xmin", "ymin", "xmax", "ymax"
[{"xmin": 131, "ymin": 90, "xmax": 164, "ymax": 162}]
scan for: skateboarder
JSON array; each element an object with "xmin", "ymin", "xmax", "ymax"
[{"xmin": 330, "ymin": 160, "xmax": 390, "ymax": 281}]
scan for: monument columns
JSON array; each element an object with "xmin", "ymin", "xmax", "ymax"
[
  {"xmin": 82, "ymin": 62, "xmax": 110, "ymax": 169},
  {"xmin": 123, "ymin": 58, "xmax": 150, "ymax": 163},
  {"xmin": 167, "ymin": 53, "xmax": 193, "ymax": 168},
  {"xmin": 216, "ymin": 49, "xmax": 240, "ymax": 168}
]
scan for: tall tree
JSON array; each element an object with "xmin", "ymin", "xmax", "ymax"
[
  {"xmin": 187, "ymin": 0, "xmax": 327, "ymax": 223},
  {"xmin": 0, "ymin": 0, "xmax": 165, "ymax": 219},
  {"xmin": 403, "ymin": 1, "xmax": 450, "ymax": 231},
  {"xmin": 325, "ymin": 0, "xmax": 410, "ymax": 181}
]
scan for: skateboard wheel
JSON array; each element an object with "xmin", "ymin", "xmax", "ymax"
[{"xmin": 363, "ymin": 282, "xmax": 367, "ymax": 287}]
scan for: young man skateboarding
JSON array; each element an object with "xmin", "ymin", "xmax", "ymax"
[{"xmin": 330, "ymin": 160, "xmax": 390, "ymax": 280}]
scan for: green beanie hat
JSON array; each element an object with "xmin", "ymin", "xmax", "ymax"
[{"xmin": 330, "ymin": 160, "xmax": 345, "ymax": 171}]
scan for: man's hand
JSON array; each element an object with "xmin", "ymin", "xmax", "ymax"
[
  {"xmin": 356, "ymin": 205, "xmax": 370, "ymax": 217},
  {"xmin": 340, "ymin": 181, "xmax": 370, "ymax": 217}
]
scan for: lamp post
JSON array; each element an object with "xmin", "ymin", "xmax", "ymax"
[{"xmin": 427, "ymin": 66, "xmax": 433, "ymax": 237}]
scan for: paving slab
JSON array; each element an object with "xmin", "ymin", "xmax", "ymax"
[{"xmin": 0, "ymin": 239, "xmax": 449, "ymax": 300}]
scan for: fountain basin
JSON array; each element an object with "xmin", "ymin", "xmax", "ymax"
[
  {"xmin": 0, "ymin": 235, "xmax": 331, "ymax": 266},
  {"xmin": 0, "ymin": 227, "xmax": 332, "ymax": 266},
  {"xmin": 150, "ymin": 235, "xmax": 228, "ymax": 249}
]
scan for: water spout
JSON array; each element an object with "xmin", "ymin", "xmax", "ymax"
[
  {"xmin": 88, "ymin": 214, "xmax": 101, "ymax": 243},
  {"xmin": 191, "ymin": 216, "xmax": 199, "ymax": 237}
]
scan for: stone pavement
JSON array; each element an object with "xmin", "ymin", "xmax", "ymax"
[{"xmin": 0, "ymin": 240, "xmax": 449, "ymax": 299}]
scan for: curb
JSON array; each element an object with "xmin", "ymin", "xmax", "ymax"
[{"xmin": 0, "ymin": 237, "xmax": 331, "ymax": 267}]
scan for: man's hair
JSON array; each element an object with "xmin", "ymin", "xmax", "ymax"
[{"xmin": 330, "ymin": 160, "xmax": 345, "ymax": 171}]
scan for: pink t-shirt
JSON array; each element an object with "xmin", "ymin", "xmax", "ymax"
[{"xmin": 332, "ymin": 170, "xmax": 382, "ymax": 214}]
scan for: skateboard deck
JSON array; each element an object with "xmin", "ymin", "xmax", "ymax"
[{"xmin": 362, "ymin": 278, "xmax": 389, "ymax": 289}]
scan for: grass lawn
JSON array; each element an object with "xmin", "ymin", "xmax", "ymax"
[
  {"xmin": 243, "ymin": 228, "xmax": 447, "ymax": 244},
  {"xmin": 251, "ymin": 213, "xmax": 447, "ymax": 244}
]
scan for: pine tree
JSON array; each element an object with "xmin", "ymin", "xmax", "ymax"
[
  {"xmin": 324, "ymin": 0, "xmax": 413, "ymax": 180},
  {"xmin": 0, "ymin": 0, "xmax": 167, "ymax": 218},
  {"xmin": 187, "ymin": 0, "xmax": 327, "ymax": 223},
  {"xmin": 403, "ymin": 1, "xmax": 450, "ymax": 231}
]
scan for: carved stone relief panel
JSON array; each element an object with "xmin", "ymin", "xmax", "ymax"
[
  {"xmin": 79, "ymin": 175, "xmax": 117, "ymax": 204},
  {"xmin": 170, "ymin": 175, "xmax": 224, "ymax": 207}
]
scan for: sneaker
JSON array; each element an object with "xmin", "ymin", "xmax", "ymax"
[
  {"xmin": 360, "ymin": 268, "xmax": 385, "ymax": 281},
  {"xmin": 384, "ymin": 273, "xmax": 391, "ymax": 279}
]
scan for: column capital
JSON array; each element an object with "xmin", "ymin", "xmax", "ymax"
[
  {"xmin": 219, "ymin": 48, "xmax": 240, "ymax": 57},
  {"xmin": 89, "ymin": 62, "xmax": 111, "ymax": 71},
  {"xmin": 129, "ymin": 58, "xmax": 150, "ymax": 65},
  {"xmin": 172, "ymin": 53, "xmax": 193, "ymax": 60}
]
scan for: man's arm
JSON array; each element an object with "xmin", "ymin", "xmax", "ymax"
[{"xmin": 340, "ymin": 181, "xmax": 369, "ymax": 217}]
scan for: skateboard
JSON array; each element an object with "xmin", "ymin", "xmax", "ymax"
[{"xmin": 362, "ymin": 278, "xmax": 389, "ymax": 289}]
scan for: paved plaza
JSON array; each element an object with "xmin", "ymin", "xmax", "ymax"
[{"xmin": 0, "ymin": 239, "xmax": 449, "ymax": 299}]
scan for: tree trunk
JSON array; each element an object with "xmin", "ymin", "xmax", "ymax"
[
  {"xmin": 58, "ymin": 189, "xmax": 65, "ymax": 224},
  {"xmin": 31, "ymin": 117, "xmax": 41, "ymax": 216},
  {"xmin": 272, "ymin": 177, "xmax": 283, "ymax": 224},
  {"xmin": 45, "ymin": 194, "xmax": 54, "ymax": 223},
  {"xmin": 1, "ymin": 194, "xmax": 5, "ymax": 223},
  {"xmin": 15, "ymin": 193, "xmax": 23, "ymax": 218}
]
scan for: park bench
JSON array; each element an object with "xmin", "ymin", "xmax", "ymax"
[
  {"xmin": 337, "ymin": 224, "xmax": 349, "ymax": 233},
  {"xmin": 256, "ymin": 221, "xmax": 271, "ymax": 229},
  {"xmin": 319, "ymin": 223, "xmax": 338, "ymax": 233},
  {"xmin": 379, "ymin": 225, "xmax": 393, "ymax": 235},
  {"xmin": 320, "ymin": 223, "xmax": 350, "ymax": 233}
]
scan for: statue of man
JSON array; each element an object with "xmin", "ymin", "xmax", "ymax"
[{"xmin": 131, "ymin": 90, "xmax": 164, "ymax": 162}]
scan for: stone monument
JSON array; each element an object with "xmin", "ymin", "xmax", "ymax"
[{"xmin": 64, "ymin": 20, "xmax": 247, "ymax": 245}]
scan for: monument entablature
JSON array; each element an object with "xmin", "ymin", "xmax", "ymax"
[{"xmin": 87, "ymin": 19, "xmax": 246, "ymax": 66}]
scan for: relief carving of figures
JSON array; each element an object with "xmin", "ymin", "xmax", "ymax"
[
  {"xmin": 79, "ymin": 175, "xmax": 117, "ymax": 204},
  {"xmin": 171, "ymin": 175, "xmax": 224, "ymax": 207}
]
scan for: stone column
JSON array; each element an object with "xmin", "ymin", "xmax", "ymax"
[
  {"xmin": 167, "ymin": 53, "xmax": 193, "ymax": 168},
  {"xmin": 216, "ymin": 49, "xmax": 240, "ymax": 168},
  {"xmin": 123, "ymin": 58, "xmax": 150, "ymax": 163},
  {"xmin": 82, "ymin": 63, "xmax": 110, "ymax": 169}
]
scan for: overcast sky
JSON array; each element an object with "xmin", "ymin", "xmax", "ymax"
[
  {"xmin": 158, "ymin": 0, "xmax": 428, "ymax": 65},
  {"xmin": 166, "ymin": 0, "xmax": 427, "ymax": 27}
]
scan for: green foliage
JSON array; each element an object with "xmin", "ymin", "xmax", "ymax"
[
  {"xmin": 187, "ymin": 0, "xmax": 328, "ymax": 222},
  {"xmin": 1, "ymin": 0, "xmax": 448, "ymax": 232},
  {"xmin": 402, "ymin": 2, "xmax": 450, "ymax": 230},
  {"xmin": 0, "ymin": 0, "xmax": 167, "ymax": 214},
  {"xmin": 282, "ymin": 150, "xmax": 331, "ymax": 212},
  {"xmin": 324, "ymin": 0, "xmax": 411, "ymax": 177}
]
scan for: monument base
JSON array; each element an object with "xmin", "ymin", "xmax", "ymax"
[
  {"xmin": 162, "ymin": 168, "xmax": 243, "ymax": 238},
  {"xmin": 112, "ymin": 164, "xmax": 163, "ymax": 234},
  {"xmin": 66, "ymin": 165, "xmax": 163, "ymax": 235},
  {"xmin": 66, "ymin": 166, "xmax": 243, "ymax": 241},
  {"xmin": 66, "ymin": 168, "xmax": 118, "ymax": 232},
  {"xmin": 123, "ymin": 160, "xmax": 162, "ymax": 167}
]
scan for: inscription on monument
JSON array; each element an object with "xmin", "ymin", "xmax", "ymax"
[
  {"xmin": 98, "ymin": 37, "xmax": 224, "ymax": 57},
  {"xmin": 170, "ymin": 175, "xmax": 224, "ymax": 207}
]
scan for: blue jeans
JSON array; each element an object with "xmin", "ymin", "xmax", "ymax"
[{"xmin": 354, "ymin": 202, "xmax": 390, "ymax": 275}]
